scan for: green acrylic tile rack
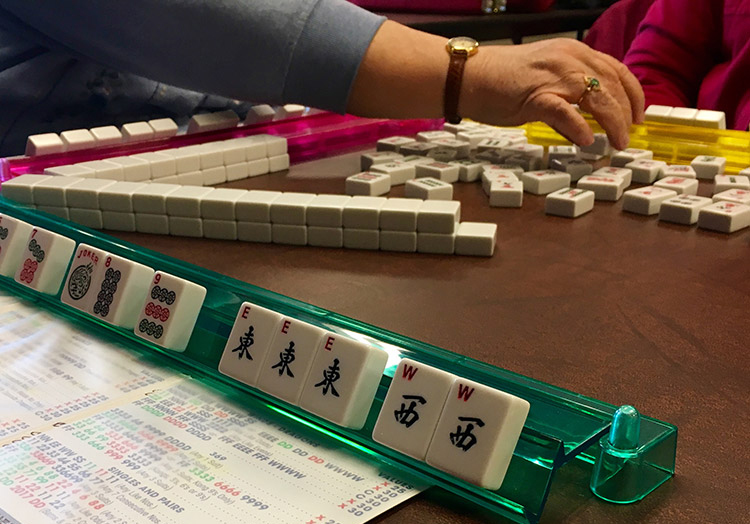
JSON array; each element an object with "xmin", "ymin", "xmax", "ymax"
[{"xmin": 0, "ymin": 196, "xmax": 677, "ymax": 524}]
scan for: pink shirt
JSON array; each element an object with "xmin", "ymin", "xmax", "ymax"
[{"xmin": 624, "ymin": 0, "xmax": 750, "ymax": 130}]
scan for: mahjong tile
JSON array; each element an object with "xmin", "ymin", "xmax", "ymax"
[
  {"xmin": 307, "ymin": 227, "xmax": 343, "ymax": 248},
  {"xmin": 0, "ymin": 215, "xmax": 33, "ymax": 277},
  {"xmin": 659, "ymin": 195, "xmax": 712, "ymax": 225},
  {"xmin": 544, "ymin": 188, "xmax": 595, "ymax": 218},
  {"xmin": 299, "ymin": 334, "xmax": 387, "ymax": 429},
  {"xmin": 343, "ymin": 196, "xmax": 387, "ymax": 229},
  {"xmin": 548, "ymin": 158, "xmax": 593, "ymax": 182},
  {"xmin": 622, "ymin": 186, "xmax": 678, "ymax": 215},
  {"xmin": 713, "ymin": 175, "xmax": 750, "ymax": 194},
  {"xmin": 431, "ymin": 138, "xmax": 471, "ymax": 159},
  {"xmin": 14, "ymin": 226, "xmax": 76, "ymax": 295},
  {"xmin": 579, "ymin": 133, "xmax": 610, "ymax": 156},
  {"xmin": 489, "ymin": 180, "xmax": 524, "ymax": 208},
  {"xmin": 712, "ymin": 188, "xmax": 750, "ymax": 205},
  {"xmin": 134, "ymin": 271, "xmax": 206, "ymax": 351},
  {"xmin": 521, "ymin": 170, "xmax": 571, "ymax": 195},
  {"xmin": 451, "ymin": 159, "xmax": 488, "ymax": 182},
  {"xmin": 376, "ymin": 136, "xmax": 415, "ymax": 153},
  {"xmin": 415, "ymin": 162, "xmax": 460, "ymax": 183},
  {"xmin": 85, "ymin": 252, "xmax": 155, "ymax": 327},
  {"xmin": 404, "ymin": 177, "xmax": 453, "ymax": 200},
  {"xmin": 654, "ymin": 176, "xmax": 698, "ymax": 195},
  {"xmin": 425, "ymin": 378, "xmax": 530, "ymax": 490},
  {"xmin": 372, "ymin": 359, "xmax": 455, "ymax": 459},
  {"xmin": 416, "ymin": 200, "xmax": 460, "ymax": 234},
  {"xmin": 690, "ymin": 155, "xmax": 726, "ymax": 180},
  {"xmin": 270, "ymin": 192, "xmax": 316, "ymax": 225},
  {"xmin": 218, "ymin": 302, "xmax": 285, "ymax": 387},
  {"xmin": 625, "ymin": 159, "xmax": 667, "ymax": 184},
  {"xmin": 346, "ymin": 172, "xmax": 391, "ymax": 196},
  {"xmin": 306, "ymin": 195, "xmax": 352, "ymax": 227},
  {"xmin": 594, "ymin": 166, "xmax": 632, "ymax": 187},
  {"xmin": 380, "ymin": 198, "xmax": 422, "ymax": 231},
  {"xmin": 0, "ymin": 174, "xmax": 52, "ymax": 205},
  {"xmin": 577, "ymin": 174, "xmax": 626, "ymax": 201},
  {"xmin": 61, "ymin": 244, "xmax": 108, "ymax": 312},
  {"xmin": 256, "ymin": 318, "xmax": 327, "ymax": 404},
  {"xmin": 610, "ymin": 148, "xmax": 652, "ymax": 168},
  {"xmin": 370, "ymin": 161, "xmax": 417, "ymax": 186},
  {"xmin": 416, "ymin": 130, "xmax": 454, "ymax": 142},
  {"xmin": 697, "ymin": 201, "xmax": 750, "ymax": 233},
  {"xmin": 662, "ymin": 165, "xmax": 697, "ymax": 179},
  {"xmin": 361, "ymin": 151, "xmax": 403, "ymax": 171},
  {"xmin": 379, "ymin": 230, "xmax": 417, "ymax": 252},
  {"xmin": 455, "ymin": 222, "xmax": 497, "ymax": 257}
]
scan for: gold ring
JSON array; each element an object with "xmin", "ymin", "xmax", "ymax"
[{"xmin": 577, "ymin": 76, "xmax": 601, "ymax": 105}]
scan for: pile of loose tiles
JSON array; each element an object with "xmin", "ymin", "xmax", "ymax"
[{"xmin": 344, "ymin": 121, "xmax": 750, "ymax": 234}]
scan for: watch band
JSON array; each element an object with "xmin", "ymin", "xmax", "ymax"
[{"xmin": 444, "ymin": 53, "xmax": 467, "ymax": 125}]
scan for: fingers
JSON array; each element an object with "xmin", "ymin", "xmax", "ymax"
[
  {"xmin": 599, "ymin": 52, "xmax": 645, "ymax": 124},
  {"xmin": 528, "ymin": 92, "xmax": 594, "ymax": 147},
  {"xmin": 578, "ymin": 81, "xmax": 632, "ymax": 150}
]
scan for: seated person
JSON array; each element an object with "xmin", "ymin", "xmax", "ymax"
[{"xmin": 619, "ymin": 0, "xmax": 750, "ymax": 130}]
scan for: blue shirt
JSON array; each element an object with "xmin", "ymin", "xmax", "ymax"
[{"xmin": 0, "ymin": 0, "xmax": 384, "ymax": 155}]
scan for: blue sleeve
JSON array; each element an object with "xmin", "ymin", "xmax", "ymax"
[{"xmin": 0, "ymin": 0, "xmax": 386, "ymax": 113}]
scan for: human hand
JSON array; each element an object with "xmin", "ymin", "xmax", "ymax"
[{"xmin": 461, "ymin": 38, "xmax": 645, "ymax": 150}]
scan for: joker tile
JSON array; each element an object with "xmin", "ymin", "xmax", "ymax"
[{"xmin": 61, "ymin": 243, "xmax": 108, "ymax": 312}]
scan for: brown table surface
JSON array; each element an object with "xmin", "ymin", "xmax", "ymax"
[
  {"xmin": 384, "ymin": 8, "xmax": 607, "ymax": 43},
  {"xmin": 114, "ymin": 149, "xmax": 749, "ymax": 524}
]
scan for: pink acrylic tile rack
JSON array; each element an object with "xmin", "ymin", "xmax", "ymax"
[{"xmin": 0, "ymin": 113, "xmax": 443, "ymax": 183}]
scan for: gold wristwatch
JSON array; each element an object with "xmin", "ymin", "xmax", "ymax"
[{"xmin": 444, "ymin": 37, "xmax": 479, "ymax": 125}]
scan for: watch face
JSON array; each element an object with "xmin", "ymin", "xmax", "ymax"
[{"xmin": 448, "ymin": 37, "xmax": 479, "ymax": 55}]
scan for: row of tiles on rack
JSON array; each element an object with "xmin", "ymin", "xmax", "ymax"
[
  {"xmin": 29, "ymin": 134, "xmax": 289, "ymax": 186},
  {"xmin": 0, "ymin": 210, "xmax": 528, "ymax": 491},
  {"xmin": 24, "ymin": 105, "xmax": 306, "ymax": 156},
  {"xmin": 1, "ymin": 177, "xmax": 497, "ymax": 256}
]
